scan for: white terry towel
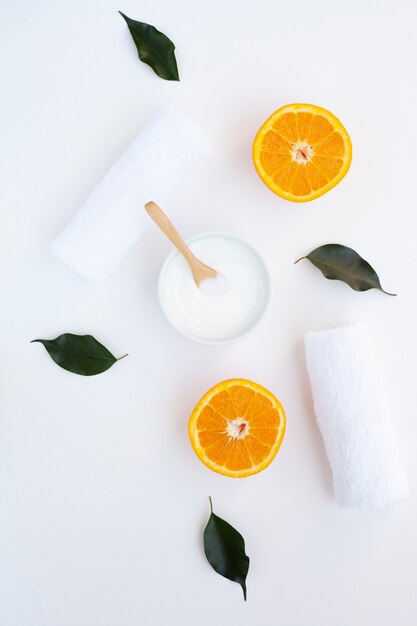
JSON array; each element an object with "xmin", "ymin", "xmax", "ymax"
[
  {"xmin": 305, "ymin": 323, "xmax": 409, "ymax": 509},
  {"xmin": 51, "ymin": 108, "xmax": 212, "ymax": 283}
]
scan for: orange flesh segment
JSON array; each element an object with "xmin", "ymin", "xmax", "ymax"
[
  {"xmin": 315, "ymin": 131, "xmax": 345, "ymax": 157},
  {"xmin": 272, "ymin": 112, "xmax": 298, "ymax": 142},
  {"xmin": 188, "ymin": 379, "xmax": 286, "ymax": 478},
  {"xmin": 253, "ymin": 103, "xmax": 352, "ymax": 202},
  {"xmin": 296, "ymin": 112, "xmax": 313, "ymax": 139},
  {"xmin": 225, "ymin": 440, "xmax": 253, "ymax": 471},
  {"xmin": 196, "ymin": 405, "xmax": 226, "ymax": 430},
  {"xmin": 306, "ymin": 115, "xmax": 334, "ymax": 143},
  {"xmin": 260, "ymin": 152, "xmax": 291, "ymax": 175},
  {"xmin": 262, "ymin": 130, "xmax": 291, "ymax": 153}
]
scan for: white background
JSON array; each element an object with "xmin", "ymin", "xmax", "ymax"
[{"xmin": 1, "ymin": 1, "xmax": 417, "ymax": 624}]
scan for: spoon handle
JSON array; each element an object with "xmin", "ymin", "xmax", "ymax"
[
  {"xmin": 144, "ymin": 201, "xmax": 217, "ymax": 287},
  {"xmin": 145, "ymin": 201, "xmax": 198, "ymax": 265}
]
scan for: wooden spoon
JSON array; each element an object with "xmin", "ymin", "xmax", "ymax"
[{"xmin": 145, "ymin": 201, "xmax": 217, "ymax": 287}]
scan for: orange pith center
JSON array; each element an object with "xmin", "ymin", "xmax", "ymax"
[
  {"xmin": 291, "ymin": 141, "xmax": 313, "ymax": 163},
  {"xmin": 226, "ymin": 418, "xmax": 250, "ymax": 440}
]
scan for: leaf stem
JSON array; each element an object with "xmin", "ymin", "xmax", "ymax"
[
  {"xmin": 209, "ymin": 496, "xmax": 213, "ymax": 514},
  {"xmin": 380, "ymin": 288, "xmax": 397, "ymax": 297},
  {"xmin": 294, "ymin": 256, "xmax": 306, "ymax": 264},
  {"xmin": 117, "ymin": 353, "xmax": 129, "ymax": 361}
]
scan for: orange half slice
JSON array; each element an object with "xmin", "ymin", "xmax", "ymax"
[
  {"xmin": 253, "ymin": 103, "xmax": 352, "ymax": 202},
  {"xmin": 188, "ymin": 379, "xmax": 286, "ymax": 478}
]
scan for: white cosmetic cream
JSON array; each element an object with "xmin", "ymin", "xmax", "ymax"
[{"xmin": 158, "ymin": 232, "xmax": 270, "ymax": 344}]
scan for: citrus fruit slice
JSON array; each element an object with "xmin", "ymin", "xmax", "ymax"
[
  {"xmin": 252, "ymin": 103, "xmax": 352, "ymax": 202},
  {"xmin": 188, "ymin": 379, "xmax": 286, "ymax": 478}
]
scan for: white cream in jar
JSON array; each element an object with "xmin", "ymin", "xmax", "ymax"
[{"xmin": 158, "ymin": 232, "xmax": 270, "ymax": 344}]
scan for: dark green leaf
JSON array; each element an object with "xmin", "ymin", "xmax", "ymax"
[
  {"xmin": 203, "ymin": 497, "xmax": 249, "ymax": 601},
  {"xmin": 295, "ymin": 244, "xmax": 396, "ymax": 296},
  {"xmin": 119, "ymin": 12, "xmax": 179, "ymax": 81},
  {"xmin": 31, "ymin": 333, "xmax": 127, "ymax": 376}
]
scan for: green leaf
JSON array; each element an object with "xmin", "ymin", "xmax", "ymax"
[
  {"xmin": 203, "ymin": 497, "xmax": 250, "ymax": 601},
  {"xmin": 31, "ymin": 333, "xmax": 127, "ymax": 376},
  {"xmin": 295, "ymin": 243, "xmax": 396, "ymax": 296},
  {"xmin": 119, "ymin": 12, "xmax": 179, "ymax": 81}
]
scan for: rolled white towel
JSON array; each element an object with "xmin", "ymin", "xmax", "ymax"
[
  {"xmin": 305, "ymin": 323, "xmax": 409, "ymax": 510},
  {"xmin": 51, "ymin": 108, "xmax": 212, "ymax": 283}
]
